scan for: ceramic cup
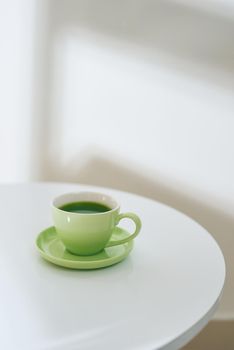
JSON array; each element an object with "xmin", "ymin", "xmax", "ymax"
[{"xmin": 52, "ymin": 192, "xmax": 141, "ymax": 256}]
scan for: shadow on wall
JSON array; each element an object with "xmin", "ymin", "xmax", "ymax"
[
  {"xmin": 52, "ymin": 0, "xmax": 234, "ymax": 86},
  {"xmin": 43, "ymin": 148, "xmax": 234, "ymax": 321},
  {"xmin": 31, "ymin": 0, "xmax": 234, "ymax": 180}
]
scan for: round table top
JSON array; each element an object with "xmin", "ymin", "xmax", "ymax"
[{"xmin": 0, "ymin": 183, "xmax": 225, "ymax": 350}]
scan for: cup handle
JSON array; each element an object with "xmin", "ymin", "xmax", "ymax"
[{"xmin": 105, "ymin": 212, "xmax": 141, "ymax": 247}]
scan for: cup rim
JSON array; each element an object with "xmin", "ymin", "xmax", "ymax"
[{"xmin": 52, "ymin": 191, "xmax": 120, "ymax": 216}]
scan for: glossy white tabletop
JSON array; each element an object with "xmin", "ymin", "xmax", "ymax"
[{"xmin": 0, "ymin": 183, "xmax": 225, "ymax": 350}]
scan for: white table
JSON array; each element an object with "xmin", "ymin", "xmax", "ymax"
[{"xmin": 0, "ymin": 183, "xmax": 225, "ymax": 350}]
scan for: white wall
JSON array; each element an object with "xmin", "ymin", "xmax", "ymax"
[{"xmin": 1, "ymin": 2, "xmax": 233, "ymax": 209}]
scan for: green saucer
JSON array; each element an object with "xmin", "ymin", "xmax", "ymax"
[{"xmin": 36, "ymin": 226, "xmax": 134, "ymax": 269}]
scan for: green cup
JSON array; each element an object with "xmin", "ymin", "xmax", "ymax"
[{"xmin": 52, "ymin": 192, "xmax": 142, "ymax": 256}]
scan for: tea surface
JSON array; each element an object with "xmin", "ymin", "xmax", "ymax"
[{"xmin": 59, "ymin": 201, "xmax": 111, "ymax": 214}]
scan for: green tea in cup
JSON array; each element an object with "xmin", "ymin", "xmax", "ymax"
[{"xmin": 59, "ymin": 201, "xmax": 111, "ymax": 214}]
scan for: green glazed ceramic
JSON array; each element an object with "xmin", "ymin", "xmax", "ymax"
[
  {"xmin": 52, "ymin": 191, "xmax": 141, "ymax": 255},
  {"xmin": 36, "ymin": 226, "xmax": 134, "ymax": 269}
]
